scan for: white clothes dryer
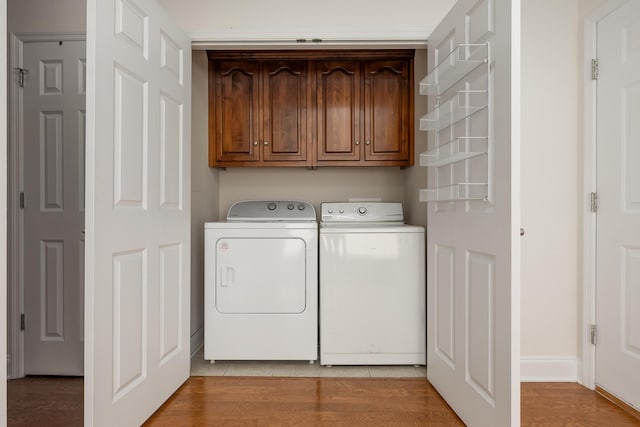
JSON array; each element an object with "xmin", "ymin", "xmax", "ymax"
[
  {"xmin": 319, "ymin": 202, "xmax": 426, "ymax": 366},
  {"xmin": 204, "ymin": 200, "xmax": 317, "ymax": 362}
]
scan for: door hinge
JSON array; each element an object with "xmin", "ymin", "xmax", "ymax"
[
  {"xmin": 591, "ymin": 59, "xmax": 598, "ymax": 80},
  {"xmin": 590, "ymin": 324, "xmax": 597, "ymax": 345},
  {"xmin": 19, "ymin": 192, "xmax": 25, "ymax": 209},
  {"xmin": 590, "ymin": 192, "xmax": 598, "ymax": 213},
  {"xmin": 14, "ymin": 67, "xmax": 28, "ymax": 87},
  {"xmin": 20, "ymin": 314, "xmax": 25, "ymax": 331}
]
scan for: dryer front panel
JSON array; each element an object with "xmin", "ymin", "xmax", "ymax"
[{"xmin": 215, "ymin": 237, "xmax": 307, "ymax": 314}]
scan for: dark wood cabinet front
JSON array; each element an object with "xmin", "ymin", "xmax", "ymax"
[
  {"xmin": 262, "ymin": 60, "xmax": 310, "ymax": 164},
  {"xmin": 210, "ymin": 60, "xmax": 260, "ymax": 164},
  {"xmin": 208, "ymin": 50, "xmax": 414, "ymax": 168},
  {"xmin": 364, "ymin": 60, "xmax": 412, "ymax": 163},
  {"xmin": 316, "ymin": 61, "xmax": 362, "ymax": 163}
]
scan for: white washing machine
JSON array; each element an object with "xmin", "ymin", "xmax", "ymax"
[
  {"xmin": 204, "ymin": 200, "xmax": 317, "ymax": 362},
  {"xmin": 319, "ymin": 202, "xmax": 426, "ymax": 366}
]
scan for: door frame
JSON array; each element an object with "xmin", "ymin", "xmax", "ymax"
[
  {"xmin": 581, "ymin": 0, "xmax": 630, "ymax": 390},
  {"xmin": 7, "ymin": 32, "xmax": 86, "ymax": 379}
]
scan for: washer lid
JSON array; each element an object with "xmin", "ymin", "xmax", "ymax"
[
  {"xmin": 227, "ymin": 200, "xmax": 316, "ymax": 222},
  {"xmin": 321, "ymin": 202, "xmax": 404, "ymax": 224}
]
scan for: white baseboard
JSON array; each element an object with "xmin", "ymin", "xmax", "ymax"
[
  {"xmin": 190, "ymin": 327, "xmax": 204, "ymax": 357},
  {"xmin": 521, "ymin": 357, "xmax": 578, "ymax": 382}
]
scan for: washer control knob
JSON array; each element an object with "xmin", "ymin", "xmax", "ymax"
[
  {"xmin": 328, "ymin": 209, "xmax": 334, "ymax": 214},
  {"xmin": 287, "ymin": 204, "xmax": 294, "ymax": 210},
  {"xmin": 298, "ymin": 204, "xmax": 305, "ymax": 211},
  {"xmin": 358, "ymin": 206, "xmax": 367, "ymax": 215},
  {"xmin": 267, "ymin": 202, "xmax": 277, "ymax": 211},
  {"xmin": 339, "ymin": 209, "xmax": 344, "ymax": 214}
]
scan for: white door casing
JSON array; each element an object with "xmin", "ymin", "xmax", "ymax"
[
  {"xmin": 85, "ymin": 0, "xmax": 191, "ymax": 425},
  {"xmin": 595, "ymin": 0, "xmax": 640, "ymax": 410},
  {"xmin": 1, "ymin": 0, "xmax": 9, "ymax": 422},
  {"xmin": 425, "ymin": 0, "xmax": 520, "ymax": 426},
  {"xmin": 22, "ymin": 39, "xmax": 86, "ymax": 376}
]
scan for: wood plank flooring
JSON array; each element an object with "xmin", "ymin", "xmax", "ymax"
[
  {"xmin": 145, "ymin": 377, "xmax": 463, "ymax": 426},
  {"xmin": 145, "ymin": 377, "xmax": 640, "ymax": 426},
  {"xmin": 7, "ymin": 376, "xmax": 83, "ymax": 427},
  {"xmin": 8, "ymin": 376, "xmax": 640, "ymax": 426}
]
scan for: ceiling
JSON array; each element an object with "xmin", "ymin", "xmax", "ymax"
[{"xmin": 157, "ymin": 0, "xmax": 457, "ymax": 48}]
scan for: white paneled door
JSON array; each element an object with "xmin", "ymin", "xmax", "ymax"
[
  {"xmin": 596, "ymin": 0, "xmax": 640, "ymax": 410},
  {"xmin": 85, "ymin": 0, "xmax": 191, "ymax": 425},
  {"xmin": 23, "ymin": 40, "xmax": 86, "ymax": 375},
  {"xmin": 425, "ymin": 0, "xmax": 520, "ymax": 425}
]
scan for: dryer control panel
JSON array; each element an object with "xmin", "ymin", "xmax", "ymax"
[
  {"xmin": 321, "ymin": 202, "xmax": 404, "ymax": 224},
  {"xmin": 227, "ymin": 200, "xmax": 316, "ymax": 222}
]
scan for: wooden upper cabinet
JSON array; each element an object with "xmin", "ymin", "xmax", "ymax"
[
  {"xmin": 364, "ymin": 60, "xmax": 412, "ymax": 163},
  {"xmin": 210, "ymin": 60, "xmax": 260, "ymax": 164},
  {"xmin": 316, "ymin": 61, "xmax": 362, "ymax": 162},
  {"xmin": 208, "ymin": 50, "xmax": 414, "ymax": 168},
  {"xmin": 262, "ymin": 60, "xmax": 310, "ymax": 164}
]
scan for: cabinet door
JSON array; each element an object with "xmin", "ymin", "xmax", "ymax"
[
  {"xmin": 316, "ymin": 61, "xmax": 362, "ymax": 162},
  {"xmin": 211, "ymin": 60, "xmax": 260, "ymax": 164},
  {"xmin": 363, "ymin": 60, "xmax": 412, "ymax": 163},
  {"xmin": 262, "ymin": 60, "xmax": 310, "ymax": 164}
]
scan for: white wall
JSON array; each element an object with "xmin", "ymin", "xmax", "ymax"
[
  {"xmin": 520, "ymin": 0, "xmax": 583, "ymax": 366},
  {"xmin": 519, "ymin": 0, "xmax": 608, "ymax": 381},
  {"xmin": 190, "ymin": 51, "xmax": 220, "ymax": 353},
  {"xmin": 217, "ymin": 168, "xmax": 405, "ymax": 219},
  {"xmin": 7, "ymin": 0, "xmax": 85, "ymax": 33}
]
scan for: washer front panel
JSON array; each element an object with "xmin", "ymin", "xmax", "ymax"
[{"xmin": 321, "ymin": 202, "xmax": 403, "ymax": 223}]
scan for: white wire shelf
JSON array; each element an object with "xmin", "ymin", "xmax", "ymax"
[
  {"xmin": 419, "ymin": 136, "xmax": 488, "ymax": 167},
  {"xmin": 419, "ymin": 44, "xmax": 488, "ymax": 96},
  {"xmin": 419, "ymin": 183, "xmax": 488, "ymax": 202},
  {"xmin": 419, "ymin": 90, "xmax": 488, "ymax": 132}
]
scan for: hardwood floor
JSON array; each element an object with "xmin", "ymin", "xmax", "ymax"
[
  {"xmin": 7, "ymin": 376, "xmax": 83, "ymax": 427},
  {"xmin": 145, "ymin": 377, "xmax": 640, "ymax": 426},
  {"xmin": 145, "ymin": 377, "xmax": 463, "ymax": 426},
  {"xmin": 8, "ymin": 376, "xmax": 640, "ymax": 426}
]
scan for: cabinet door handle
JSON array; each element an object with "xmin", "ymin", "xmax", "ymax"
[
  {"xmin": 263, "ymin": 141, "xmax": 269, "ymax": 146},
  {"xmin": 365, "ymin": 140, "xmax": 371, "ymax": 145},
  {"xmin": 355, "ymin": 140, "xmax": 360, "ymax": 145},
  {"xmin": 253, "ymin": 141, "xmax": 258, "ymax": 146}
]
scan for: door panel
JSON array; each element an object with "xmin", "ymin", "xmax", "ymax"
[
  {"xmin": 596, "ymin": 0, "xmax": 640, "ymax": 410},
  {"xmin": 425, "ymin": 0, "xmax": 520, "ymax": 425},
  {"xmin": 23, "ymin": 40, "xmax": 85, "ymax": 375},
  {"xmin": 86, "ymin": 0, "xmax": 191, "ymax": 424}
]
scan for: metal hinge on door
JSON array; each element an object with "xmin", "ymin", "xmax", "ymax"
[
  {"xmin": 590, "ymin": 324, "xmax": 597, "ymax": 345},
  {"xmin": 590, "ymin": 192, "xmax": 598, "ymax": 213},
  {"xmin": 20, "ymin": 314, "xmax": 25, "ymax": 331},
  {"xmin": 591, "ymin": 59, "xmax": 599, "ymax": 80},
  {"xmin": 19, "ymin": 192, "xmax": 25, "ymax": 209}
]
